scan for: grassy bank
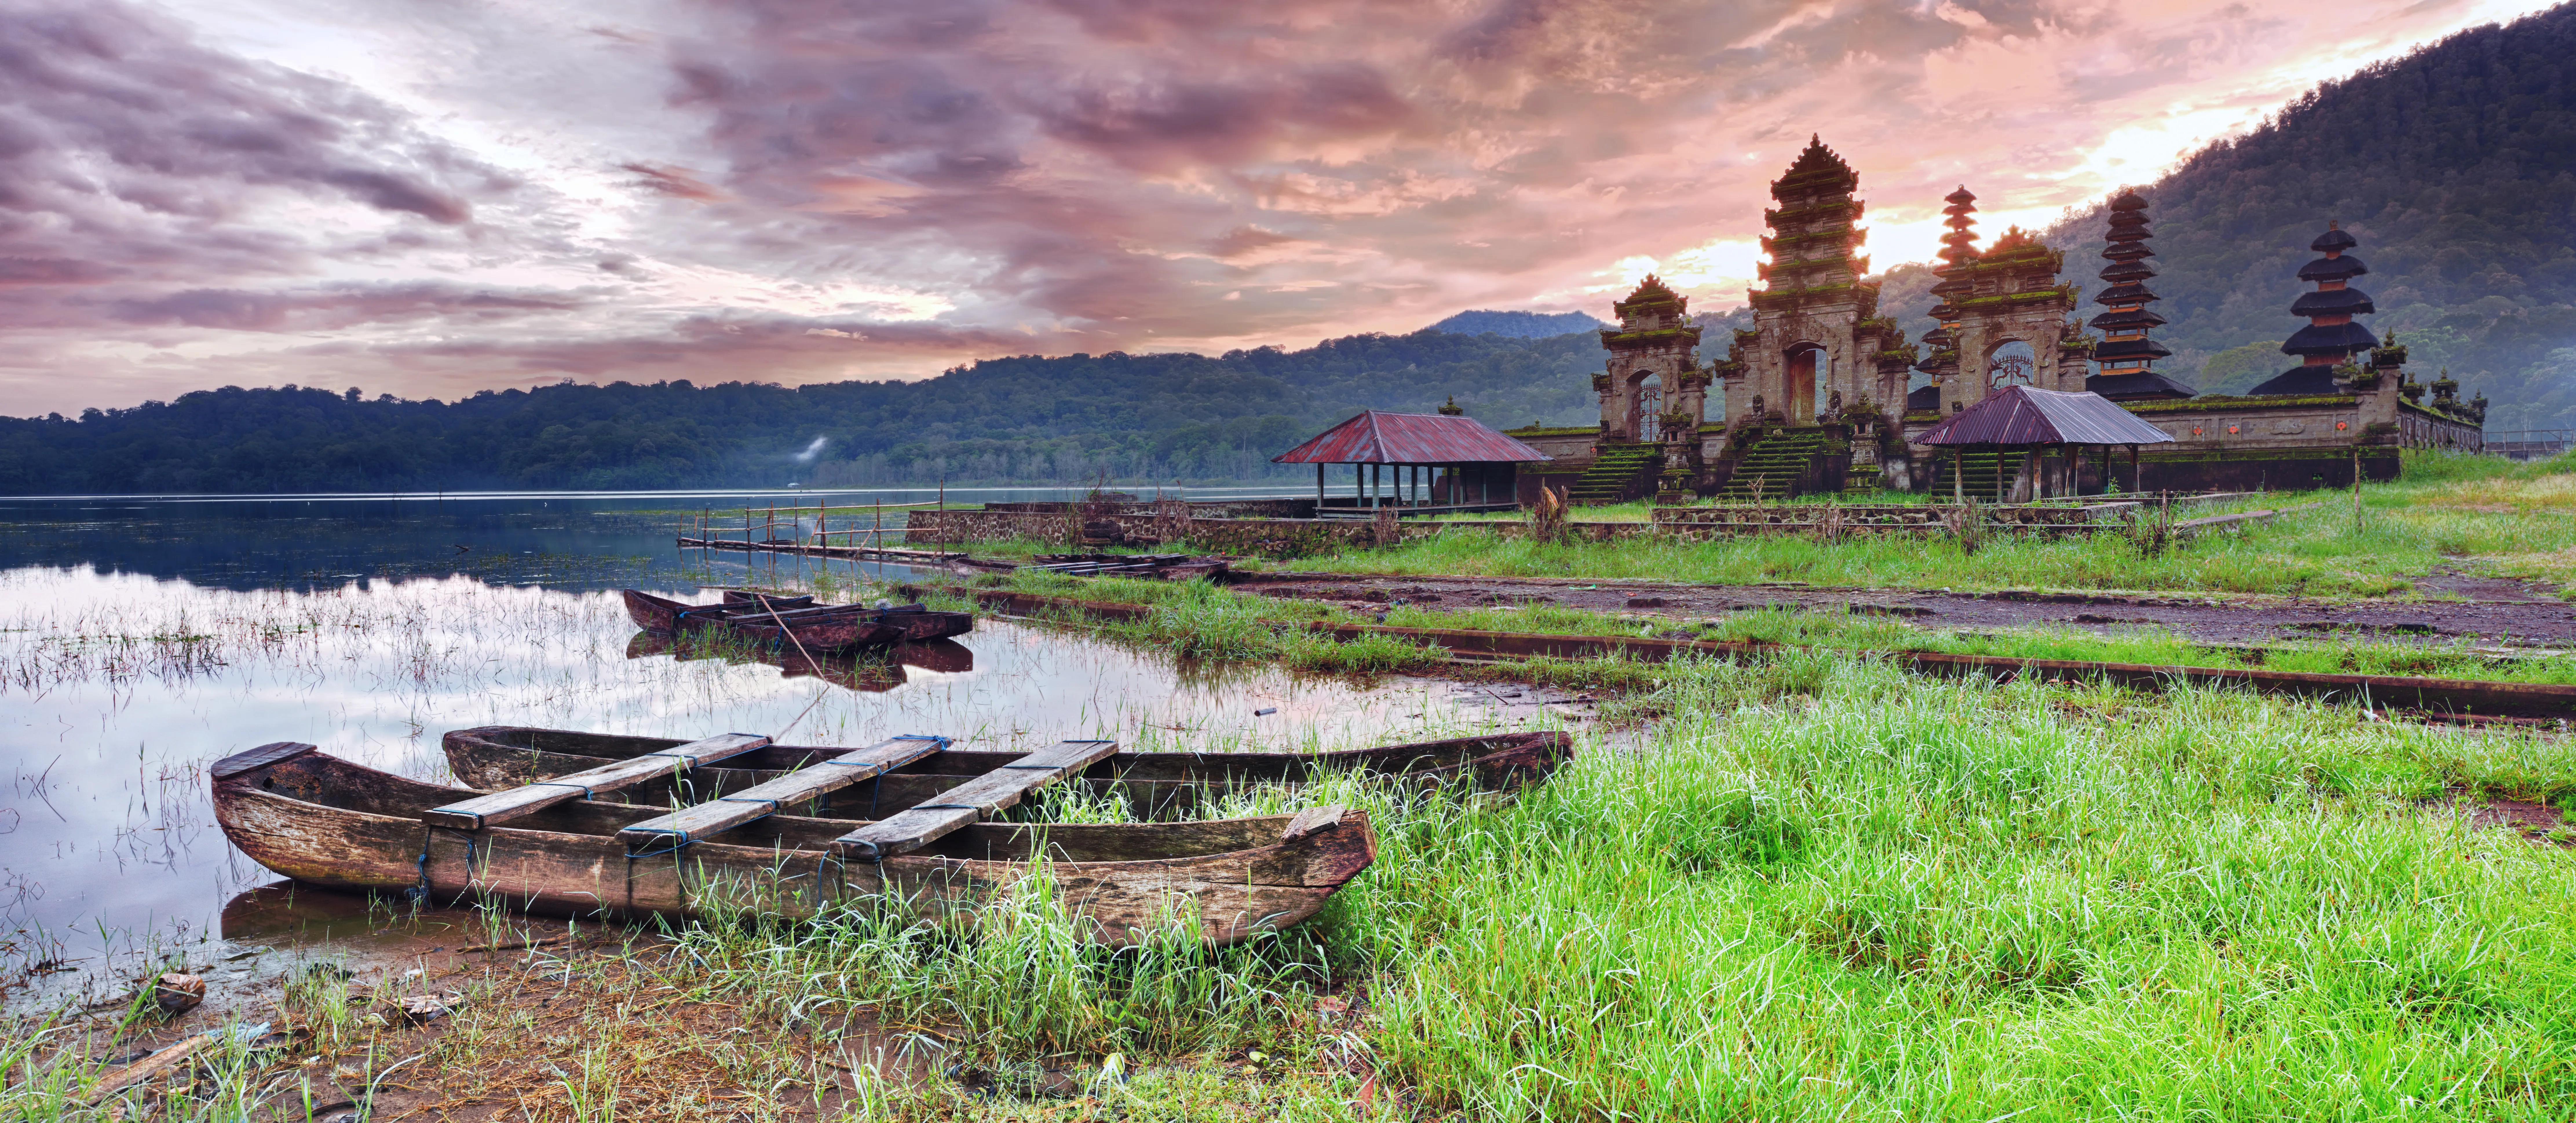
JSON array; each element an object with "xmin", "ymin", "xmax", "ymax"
[
  {"xmin": 1271, "ymin": 451, "xmax": 2576, "ymax": 599},
  {"xmin": 22, "ymin": 654, "xmax": 2576, "ymax": 1120},
  {"xmin": 933, "ymin": 570, "xmax": 2576, "ymax": 687}
]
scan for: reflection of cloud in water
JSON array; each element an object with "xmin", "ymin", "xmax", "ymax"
[{"xmin": 0, "ymin": 565, "xmax": 1528, "ymax": 953}]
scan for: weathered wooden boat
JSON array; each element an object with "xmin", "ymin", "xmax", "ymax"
[
  {"xmin": 626, "ymin": 631, "xmax": 975, "ymax": 692},
  {"xmin": 211, "ymin": 736, "xmax": 1375, "ymax": 946},
  {"xmin": 443, "ymin": 725, "xmax": 1572, "ymax": 820},
  {"xmin": 620, "ymin": 589, "xmax": 972, "ymax": 650}
]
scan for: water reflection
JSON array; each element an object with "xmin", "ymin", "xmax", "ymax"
[
  {"xmin": 625, "ymin": 630, "xmax": 977, "ymax": 693},
  {"xmin": 0, "ymin": 563, "xmax": 1531, "ymax": 966}
]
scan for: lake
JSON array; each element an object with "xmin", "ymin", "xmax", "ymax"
[{"xmin": 0, "ymin": 489, "xmax": 1553, "ymax": 991}]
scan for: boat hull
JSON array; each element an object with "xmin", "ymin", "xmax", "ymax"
[{"xmin": 212, "ymin": 745, "xmax": 1374, "ymax": 947}]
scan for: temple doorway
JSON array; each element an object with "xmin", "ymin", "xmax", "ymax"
[
  {"xmin": 1634, "ymin": 374, "xmax": 1664, "ymax": 441},
  {"xmin": 1785, "ymin": 345, "xmax": 1824, "ymax": 422}
]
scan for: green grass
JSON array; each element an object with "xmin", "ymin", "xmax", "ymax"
[
  {"xmin": 1363, "ymin": 663, "xmax": 2576, "ymax": 1120},
  {"xmin": 926, "ymin": 570, "xmax": 2576, "ymax": 687},
  {"xmin": 1269, "ymin": 450, "xmax": 2576, "ymax": 600},
  {"xmin": 17, "ymin": 646, "xmax": 2576, "ymax": 1119}
]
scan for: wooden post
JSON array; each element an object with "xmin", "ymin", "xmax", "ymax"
[
  {"xmin": 1315, "ymin": 463, "xmax": 1324, "ymax": 511},
  {"xmin": 2129, "ymin": 445, "xmax": 2139, "ymax": 495},
  {"xmin": 1952, "ymin": 447, "xmax": 1963, "ymax": 503}
]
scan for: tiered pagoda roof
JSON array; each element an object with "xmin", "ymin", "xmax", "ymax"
[
  {"xmin": 1749, "ymin": 136, "xmax": 1874, "ymax": 312},
  {"xmin": 2248, "ymin": 223, "xmax": 2376, "ymax": 396},
  {"xmin": 1914, "ymin": 186, "xmax": 1977, "ymax": 376},
  {"xmin": 2084, "ymin": 189, "xmax": 2194, "ymax": 401}
]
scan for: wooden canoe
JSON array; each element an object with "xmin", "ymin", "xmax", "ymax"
[
  {"xmin": 443, "ymin": 726, "xmax": 1572, "ymax": 820},
  {"xmin": 626, "ymin": 631, "xmax": 974, "ymax": 692},
  {"xmin": 621, "ymin": 589, "xmax": 973, "ymax": 651},
  {"xmin": 211, "ymin": 742, "xmax": 1375, "ymax": 947}
]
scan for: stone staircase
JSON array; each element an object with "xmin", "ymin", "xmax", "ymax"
[
  {"xmin": 1565, "ymin": 444, "xmax": 1663, "ymax": 505},
  {"xmin": 1716, "ymin": 429, "xmax": 1828, "ymax": 501}
]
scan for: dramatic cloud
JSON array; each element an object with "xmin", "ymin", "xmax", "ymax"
[{"xmin": 0, "ymin": 0, "xmax": 2554, "ymax": 413}]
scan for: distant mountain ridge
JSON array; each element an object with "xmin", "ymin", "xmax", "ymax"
[
  {"xmin": 1429, "ymin": 310, "xmax": 1608, "ymax": 337},
  {"xmin": 2039, "ymin": 1, "xmax": 2576, "ymax": 427}
]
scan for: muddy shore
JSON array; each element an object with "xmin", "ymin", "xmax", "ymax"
[{"xmin": 1229, "ymin": 569, "xmax": 2576, "ymax": 648}]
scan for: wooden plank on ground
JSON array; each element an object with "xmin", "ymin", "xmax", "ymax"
[
  {"xmin": 617, "ymin": 735, "xmax": 949, "ymax": 851},
  {"xmin": 423, "ymin": 733, "xmax": 770, "ymax": 830},
  {"xmin": 834, "ymin": 740, "xmax": 1120, "ymax": 861}
]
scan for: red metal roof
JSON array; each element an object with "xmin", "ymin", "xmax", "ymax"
[
  {"xmin": 1271, "ymin": 411, "xmax": 1553, "ymax": 464},
  {"xmin": 1912, "ymin": 385, "xmax": 2175, "ymax": 447}
]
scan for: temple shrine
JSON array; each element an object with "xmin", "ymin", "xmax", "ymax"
[{"xmin": 1509, "ymin": 138, "xmax": 2490, "ymax": 501}]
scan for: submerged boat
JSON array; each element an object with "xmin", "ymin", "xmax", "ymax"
[
  {"xmin": 625, "ymin": 630, "xmax": 974, "ymax": 693},
  {"xmin": 443, "ymin": 725, "xmax": 1572, "ymax": 820},
  {"xmin": 211, "ymin": 736, "xmax": 1375, "ymax": 947},
  {"xmin": 620, "ymin": 589, "xmax": 972, "ymax": 651}
]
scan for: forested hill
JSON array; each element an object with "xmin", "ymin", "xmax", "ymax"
[
  {"xmin": 2045, "ymin": 1, "xmax": 2576, "ymax": 426},
  {"xmin": 0, "ymin": 332, "xmax": 1601, "ymax": 493}
]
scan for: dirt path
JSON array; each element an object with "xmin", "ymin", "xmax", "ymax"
[{"xmin": 1230, "ymin": 570, "xmax": 2576, "ymax": 648}]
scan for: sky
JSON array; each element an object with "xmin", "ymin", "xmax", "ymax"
[{"xmin": 0, "ymin": 0, "xmax": 2558, "ymax": 416}]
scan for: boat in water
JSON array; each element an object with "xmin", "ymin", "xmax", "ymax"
[
  {"xmin": 620, "ymin": 589, "xmax": 972, "ymax": 651},
  {"xmin": 211, "ymin": 736, "xmax": 1377, "ymax": 946}
]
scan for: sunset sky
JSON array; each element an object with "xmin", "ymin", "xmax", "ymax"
[{"xmin": 1, "ymin": 0, "xmax": 2557, "ymax": 416}]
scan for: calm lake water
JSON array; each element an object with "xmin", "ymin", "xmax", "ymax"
[{"xmin": 0, "ymin": 489, "xmax": 1547, "ymax": 984}]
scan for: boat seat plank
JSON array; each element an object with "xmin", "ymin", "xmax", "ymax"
[
  {"xmin": 424, "ymin": 733, "xmax": 770, "ymax": 830},
  {"xmin": 616, "ymin": 735, "xmax": 950, "ymax": 851},
  {"xmin": 211, "ymin": 741, "xmax": 319, "ymax": 781},
  {"xmin": 835, "ymin": 740, "xmax": 1119, "ymax": 862}
]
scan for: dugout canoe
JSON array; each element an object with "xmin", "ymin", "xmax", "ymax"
[
  {"xmin": 620, "ymin": 589, "xmax": 972, "ymax": 650},
  {"xmin": 626, "ymin": 631, "xmax": 974, "ymax": 692},
  {"xmin": 210, "ymin": 740, "xmax": 1375, "ymax": 946},
  {"xmin": 443, "ymin": 725, "xmax": 1571, "ymax": 820}
]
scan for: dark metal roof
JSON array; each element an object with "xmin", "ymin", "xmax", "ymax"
[
  {"xmin": 2246, "ymin": 365, "xmax": 2346, "ymax": 396},
  {"xmin": 2091, "ymin": 338, "xmax": 2174, "ymax": 361},
  {"xmin": 1911, "ymin": 386, "xmax": 2175, "ymax": 447},
  {"xmin": 2086, "ymin": 371, "xmax": 2199, "ymax": 400},
  {"xmin": 2283, "ymin": 321, "xmax": 2377, "ymax": 355},
  {"xmin": 1270, "ymin": 410, "xmax": 1552, "ymax": 465},
  {"xmin": 2088, "ymin": 308, "xmax": 2167, "ymax": 330},
  {"xmin": 2290, "ymin": 287, "xmax": 2375, "ymax": 316}
]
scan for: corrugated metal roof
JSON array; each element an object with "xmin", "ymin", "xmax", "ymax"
[
  {"xmin": 1271, "ymin": 410, "xmax": 1553, "ymax": 464},
  {"xmin": 1912, "ymin": 385, "xmax": 2175, "ymax": 447}
]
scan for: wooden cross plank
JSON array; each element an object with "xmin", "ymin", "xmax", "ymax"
[
  {"xmin": 423, "ymin": 732, "xmax": 771, "ymax": 830},
  {"xmin": 616, "ymin": 735, "xmax": 950, "ymax": 852},
  {"xmin": 833, "ymin": 740, "xmax": 1120, "ymax": 862}
]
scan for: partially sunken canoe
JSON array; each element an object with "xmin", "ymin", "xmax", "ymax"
[
  {"xmin": 442, "ymin": 726, "xmax": 1572, "ymax": 819},
  {"xmin": 210, "ymin": 743, "xmax": 1375, "ymax": 947},
  {"xmin": 620, "ymin": 589, "xmax": 971, "ymax": 649}
]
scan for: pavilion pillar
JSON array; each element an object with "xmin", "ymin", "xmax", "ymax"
[{"xmin": 1316, "ymin": 464, "xmax": 1325, "ymax": 510}]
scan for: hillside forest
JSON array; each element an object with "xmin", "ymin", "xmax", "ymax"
[{"xmin": 1, "ymin": 3, "xmax": 2569, "ymax": 492}]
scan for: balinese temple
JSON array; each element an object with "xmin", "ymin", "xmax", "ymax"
[
  {"xmin": 2083, "ymin": 191, "xmax": 2194, "ymax": 400},
  {"xmin": 1501, "ymin": 141, "xmax": 2488, "ymax": 502},
  {"xmin": 2248, "ymin": 223, "xmax": 2375, "ymax": 395},
  {"xmin": 1907, "ymin": 186, "xmax": 1981, "ymax": 410}
]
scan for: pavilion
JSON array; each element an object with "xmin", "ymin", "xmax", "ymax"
[
  {"xmin": 1913, "ymin": 385, "xmax": 2173, "ymax": 501},
  {"xmin": 1271, "ymin": 409, "xmax": 1548, "ymax": 516}
]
